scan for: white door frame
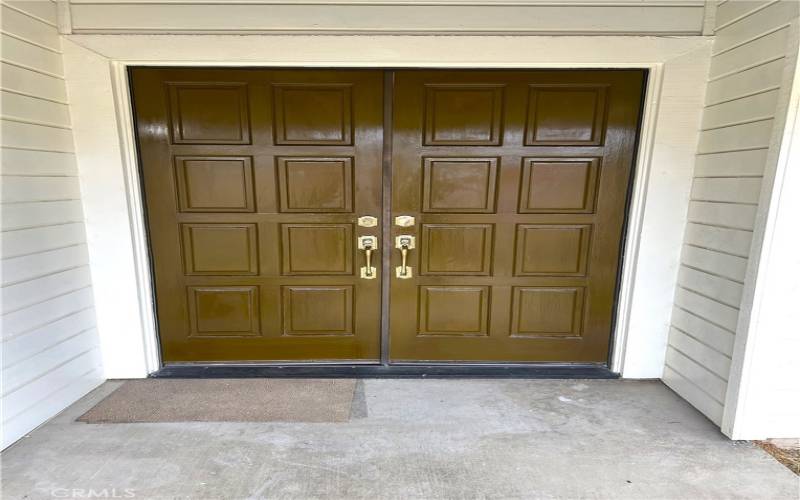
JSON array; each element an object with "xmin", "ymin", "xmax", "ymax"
[{"xmin": 61, "ymin": 35, "xmax": 712, "ymax": 378}]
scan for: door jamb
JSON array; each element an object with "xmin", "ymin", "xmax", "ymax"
[
  {"xmin": 110, "ymin": 61, "xmax": 664, "ymax": 375},
  {"xmin": 111, "ymin": 62, "xmax": 161, "ymax": 374}
]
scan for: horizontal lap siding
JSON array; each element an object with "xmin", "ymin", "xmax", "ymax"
[
  {"xmin": 65, "ymin": 1, "xmax": 706, "ymax": 35},
  {"xmin": 1, "ymin": 0, "xmax": 102, "ymax": 449},
  {"xmin": 664, "ymin": 0, "xmax": 798, "ymax": 426}
]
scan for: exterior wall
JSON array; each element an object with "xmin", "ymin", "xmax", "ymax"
[
  {"xmin": 664, "ymin": 0, "xmax": 800, "ymax": 427},
  {"xmin": 722, "ymin": 8, "xmax": 800, "ymax": 439},
  {"xmin": 62, "ymin": 0, "xmax": 707, "ymax": 35},
  {"xmin": 723, "ymin": 67, "xmax": 800, "ymax": 439},
  {"xmin": 0, "ymin": 0, "xmax": 103, "ymax": 449}
]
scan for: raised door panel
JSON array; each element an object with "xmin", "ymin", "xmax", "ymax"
[
  {"xmin": 418, "ymin": 286, "xmax": 489, "ymax": 337},
  {"xmin": 422, "ymin": 157, "xmax": 498, "ymax": 213},
  {"xmin": 424, "ymin": 85, "xmax": 504, "ymax": 145},
  {"xmin": 168, "ymin": 83, "xmax": 251, "ymax": 144},
  {"xmin": 181, "ymin": 223, "xmax": 258, "ymax": 275},
  {"xmin": 519, "ymin": 158, "xmax": 599, "ymax": 213},
  {"xmin": 277, "ymin": 156, "xmax": 354, "ymax": 212},
  {"xmin": 280, "ymin": 224, "xmax": 353, "ymax": 275},
  {"xmin": 273, "ymin": 84, "xmax": 353, "ymax": 145},
  {"xmin": 514, "ymin": 224, "xmax": 591, "ymax": 276},
  {"xmin": 510, "ymin": 287, "xmax": 585, "ymax": 338},
  {"xmin": 420, "ymin": 224, "xmax": 493, "ymax": 276},
  {"xmin": 187, "ymin": 286, "xmax": 260, "ymax": 337},
  {"xmin": 282, "ymin": 286, "xmax": 353, "ymax": 336},
  {"xmin": 174, "ymin": 156, "xmax": 255, "ymax": 213},
  {"xmin": 525, "ymin": 85, "xmax": 607, "ymax": 146}
]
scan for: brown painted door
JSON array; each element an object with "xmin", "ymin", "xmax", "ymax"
[
  {"xmin": 389, "ymin": 70, "xmax": 644, "ymax": 362},
  {"xmin": 134, "ymin": 68, "xmax": 643, "ymax": 365},
  {"xmin": 132, "ymin": 68, "xmax": 383, "ymax": 362}
]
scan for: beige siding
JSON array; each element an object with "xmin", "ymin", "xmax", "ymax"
[
  {"xmin": 664, "ymin": 0, "xmax": 799, "ymax": 426},
  {"xmin": 1, "ymin": 0, "xmax": 102, "ymax": 449},
  {"xmin": 64, "ymin": 0, "xmax": 707, "ymax": 35}
]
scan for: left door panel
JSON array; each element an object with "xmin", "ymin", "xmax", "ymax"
[{"xmin": 131, "ymin": 68, "xmax": 384, "ymax": 363}]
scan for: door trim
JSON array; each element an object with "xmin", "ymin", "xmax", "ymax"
[{"xmin": 82, "ymin": 35, "xmax": 711, "ymax": 377}]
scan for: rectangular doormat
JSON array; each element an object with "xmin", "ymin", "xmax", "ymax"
[{"xmin": 78, "ymin": 379, "xmax": 357, "ymax": 423}]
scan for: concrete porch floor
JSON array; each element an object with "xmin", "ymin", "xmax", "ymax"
[{"xmin": 2, "ymin": 379, "xmax": 797, "ymax": 499}]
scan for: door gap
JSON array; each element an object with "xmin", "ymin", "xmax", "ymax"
[{"xmin": 380, "ymin": 70, "xmax": 395, "ymax": 365}]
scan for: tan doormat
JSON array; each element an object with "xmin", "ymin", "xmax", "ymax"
[{"xmin": 78, "ymin": 379, "xmax": 356, "ymax": 423}]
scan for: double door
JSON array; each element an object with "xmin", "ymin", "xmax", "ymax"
[{"xmin": 131, "ymin": 68, "xmax": 644, "ymax": 364}]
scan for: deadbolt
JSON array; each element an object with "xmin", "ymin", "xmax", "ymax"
[
  {"xmin": 394, "ymin": 215, "xmax": 415, "ymax": 227},
  {"xmin": 358, "ymin": 216, "xmax": 378, "ymax": 228}
]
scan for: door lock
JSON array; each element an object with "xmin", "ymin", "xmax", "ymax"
[
  {"xmin": 357, "ymin": 216, "xmax": 378, "ymax": 228},
  {"xmin": 395, "ymin": 235, "xmax": 415, "ymax": 279},
  {"xmin": 394, "ymin": 215, "xmax": 415, "ymax": 227},
  {"xmin": 358, "ymin": 235, "xmax": 378, "ymax": 279}
]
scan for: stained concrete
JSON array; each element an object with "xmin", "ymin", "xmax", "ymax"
[{"xmin": 2, "ymin": 379, "xmax": 797, "ymax": 499}]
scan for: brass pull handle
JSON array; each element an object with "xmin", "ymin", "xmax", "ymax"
[
  {"xmin": 395, "ymin": 235, "xmax": 415, "ymax": 279},
  {"xmin": 400, "ymin": 244, "xmax": 408, "ymax": 275},
  {"xmin": 358, "ymin": 236, "xmax": 377, "ymax": 279},
  {"xmin": 365, "ymin": 245, "xmax": 374, "ymax": 276}
]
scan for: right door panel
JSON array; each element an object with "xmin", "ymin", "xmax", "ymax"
[{"xmin": 390, "ymin": 70, "xmax": 645, "ymax": 362}]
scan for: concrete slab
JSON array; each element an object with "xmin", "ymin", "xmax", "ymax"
[{"xmin": 2, "ymin": 379, "xmax": 797, "ymax": 499}]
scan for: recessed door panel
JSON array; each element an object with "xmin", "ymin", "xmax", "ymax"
[
  {"xmin": 390, "ymin": 70, "xmax": 644, "ymax": 362},
  {"xmin": 133, "ymin": 68, "xmax": 382, "ymax": 362}
]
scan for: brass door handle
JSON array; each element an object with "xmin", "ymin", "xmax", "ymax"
[
  {"xmin": 395, "ymin": 235, "xmax": 415, "ymax": 279},
  {"xmin": 358, "ymin": 236, "xmax": 377, "ymax": 279}
]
